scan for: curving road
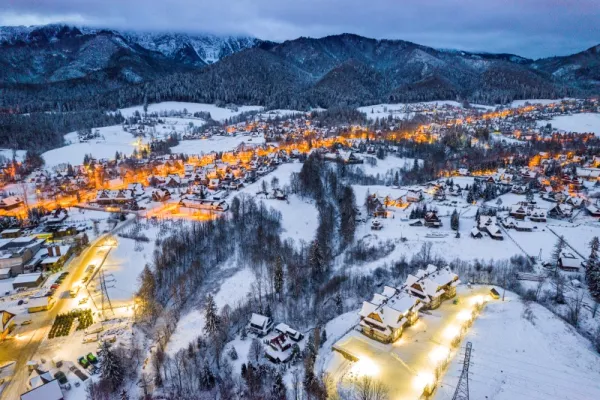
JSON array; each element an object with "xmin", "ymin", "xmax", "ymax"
[{"xmin": 0, "ymin": 218, "xmax": 133, "ymax": 400}]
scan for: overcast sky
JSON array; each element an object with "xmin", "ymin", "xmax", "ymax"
[{"xmin": 1, "ymin": 0, "xmax": 598, "ymax": 59}]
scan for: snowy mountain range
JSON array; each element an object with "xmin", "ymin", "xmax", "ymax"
[
  {"xmin": 0, "ymin": 24, "xmax": 598, "ymax": 112},
  {"xmin": 0, "ymin": 24, "xmax": 260, "ymax": 84}
]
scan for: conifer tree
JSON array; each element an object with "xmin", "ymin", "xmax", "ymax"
[
  {"xmin": 274, "ymin": 256, "xmax": 284, "ymax": 301},
  {"xmin": 271, "ymin": 373, "xmax": 287, "ymax": 400},
  {"xmin": 100, "ymin": 341, "xmax": 124, "ymax": 392},
  {"xmin": 203, "ymin": 293, "xmax": 220, "ymax": 337},
  {"xmin": 587, "ymin": 237, "xmax": 600, "ymax": 301}
]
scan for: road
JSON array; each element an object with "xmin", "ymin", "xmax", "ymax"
[{"xmin": 0, "ymin": 228, "xmax": 124, "ymax": 400}]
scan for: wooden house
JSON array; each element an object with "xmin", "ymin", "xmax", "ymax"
[
  {"xmin": 424, "ymin": 211, "xmax": 442, "ymax": 228},
  {"xmin": 558, "ymin": 253, "xmax": 582, "ymax": 272},
  {"xmin": 405, "ymin": 265, "xmax": 459, "ymax": 309},
  {"xmin": 358, "ymin": 287, "xmax": 422, "ymax": 343},
  {"xmin": 248, "ymin": 313, "xmax": 273, "ymax": 337}
]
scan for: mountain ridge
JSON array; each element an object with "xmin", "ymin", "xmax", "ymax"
[{"xmin": 0, "ymin": 24, "xmax": 598, "ymax": 112}]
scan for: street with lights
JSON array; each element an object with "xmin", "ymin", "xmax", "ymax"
[{"xmin": 0, "ymin": 232, "xmax": 120, "ymax": 400}]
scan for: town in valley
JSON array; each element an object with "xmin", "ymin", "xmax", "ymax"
[{"xmin": 0, "ymin": 2, "xmax": 600, "ymax": 399}]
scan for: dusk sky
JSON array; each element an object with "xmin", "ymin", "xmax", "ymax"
[{"xmin": 1, "ymin": 0, "xmax": 599, "ymax": 59}]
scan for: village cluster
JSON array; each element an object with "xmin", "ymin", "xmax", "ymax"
[{"xmin": 0, "ymin": 97, "xmax": 598, "ymax": 400}]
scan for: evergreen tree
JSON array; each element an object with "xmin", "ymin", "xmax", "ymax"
[
  {"xmin": 274, "ymin": 256, "xmax": 284, "ymax": 301},
  {"xmin": 309, "ymin": 240, "xmax": 325, "ymax": 279},
  {"xmin": 100, "ymin": 341, "xmax": 124, "ymax": 392},
  {"xmin": 120, "ymin": 389, "xmax": 130, "ymax": 400},
  {"xmin": 466, "ymin": 189, "xmax": 474, "ymax": 204},
  {"xmin": 339, "ymin": 185, "xmax": 357, "ymax": 247},
  {"xmin": 203, "ymin": 293, "xmax": 220, "ymax": 337},
  {"xmin": 587, "ymin": 237, "xmax": 600, "ymax": 301},
  {"xmin": 552, "ymin": 236, "xmax": 566, "ymax": 273},
  {"xmin": 271, "ymin": 373, "xmax": 287, "ymax": 400},
  {"xmin": 320, "ymin": 329, "xmax": 327, "ymax": 347},
  {"xmin": 335, "ymin": 292, "xmax": 344, "ymax": 314},
  {"xmin": 229, "ymin": 346, "xmax": 239, "ymax": 360},
  {"xmin": 451, "ymin": 209, "xmax": 460, "ymax": 231}
]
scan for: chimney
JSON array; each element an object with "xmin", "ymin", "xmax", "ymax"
[
  {"xmin": 47, "ymin": 246, "xmax": 54, "ymax": 257},
  {"xmin": 55, "ymin": 246, "xmax": 61, "ymax": 257}
]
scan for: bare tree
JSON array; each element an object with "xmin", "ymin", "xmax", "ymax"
[{"xmin": 353, "ymin": 376, "xmax": 388, "ymax": 400}]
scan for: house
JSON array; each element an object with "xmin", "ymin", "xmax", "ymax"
[
  {"xmin": 1, "ymin": 228, "xmax": 21, "ymax": 239},
  {"xmin": 586, "ymin": 204, "xmax": 600, "ymax": 218},
  {"xmin": 12, "ymin": 272, "xmax": 44, "ymax": 290},
  {"xmin": 0, "ymin": 236, "xmax": 45, "ymax": 275},
  {"xmin": 357, "ymin": 265, "xmax": 458, "ymax": 343},
  {"xmin": 409, "ymin": 220, "xmax": 423, "ymax": 227},
  {"xmin": 275, "ymin": 323, "xmax": 303, "ymax": 342},
  {"xmin": 503, "ymin": 217, "xmax": 533, "ymax": 232},
  {"xmin": 478, "ymin": 216, "xmax": 504, "ymax": 240},
  {"xmin": 27, "ymin": 368, "xmax": 54, "ymax": 390},
  {"xmin": 405, "ymin": 265, "xmax": 460, "ymax": 309},
  {"xmin": 358, "ymin": 289, "xmax": 422, "ymax": 343},
  {"xmin": 208, "ymin": 178, "xmax": 220, "ymax": 190},
  {"xmin": 530, "ymin": 208, "xmax": 547, "ymax": 222},
  {"xmin": 151, "ymin": 189, "xmax": 171, "ymax": 202},
  {"xmin": 424, "ymin": 211, "xmax": 442, "ymax": 228},
  {"xmin": 0, "ymin": 310, "xmax": 15, "ymax": 340},
  {"xmin": 0, "ymin": 196, "xmax": 23, "ymax": 210},
  {"xmin": 548, "ymin": 203, "xmax": 573, "ymax": 219},
  {"xmin": 470, "ymin": 228, "xmax": 483, "ymax": 238},
  {"xmin": 405, "ymin": 190, "xmax": 422, "ymax": 203},
  {"xmin": 0, "ymin": 268, "xmax": 11, "ymax": 279},
  {"xmin": 265, "ymin": 333, "xmax": 294, "ymax": 363},
  {"xmin": 20, "ymin": 379, "xmax": 63, "ymax": 400},
  {"xmin": 40, "ymin": 245, "xmax": 71, "ymax": 271},
  {"xmin": 28, "ymin": 296, "xmax": 55, "ymax": 313},
  {"xmin": 509, "ymin": 204, "xmax": 527, "ymax": 220},
  {"xmin": 511, "ymin": 185, "xmax": 528, "ymax": 195},
  {"xmin": 248, "ymin": 313, "xmax": 273, "ymax": 336},
  {"xmin": 558, "ymin": 252, "xmax": 583, "ymax": 272}
]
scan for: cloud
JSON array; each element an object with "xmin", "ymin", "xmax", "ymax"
[{"xmin": 0, "ymin": 0, "xmax": 598, "ymax": 58}]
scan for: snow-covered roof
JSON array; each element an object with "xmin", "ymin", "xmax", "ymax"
[
  {"xmin": 21, "ymin": 379, "xmax": 63, "ymax": 400},
  {"xmin": 250, "ymin": 313, "xmax": 269, "ymax": 328},
  {"xmin": 359, "ymin": 301, "xmax": 379, "ymax": 318},
  {"xmin": 13, "ymin": 273, "xmax": 42, "ymax": 285}
]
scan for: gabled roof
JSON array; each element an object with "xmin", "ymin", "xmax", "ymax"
[{"xmin": 250, "ymin": 313, "xmax": 270, "ymax": 328}]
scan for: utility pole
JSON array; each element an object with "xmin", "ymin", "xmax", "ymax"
[{"xmin": 451, "ymin": 342, "xmax": 472, "ymax": 400}]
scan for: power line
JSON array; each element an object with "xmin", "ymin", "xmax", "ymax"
[{"xmin": 451, "ymin": 341, "xmax": 471, "ymax": 400}]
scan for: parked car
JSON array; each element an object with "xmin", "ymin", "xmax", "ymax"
[
  {"xmin": 54, "ymin": 371, "xmax": 68, "ymax": 384},
  {"xmin": 78, "ymin": 357, "xmax": 90, "ymax": 369},
  {"xmin": 86, "ymin": 353, "xmax": 98, "ymax": 364}
]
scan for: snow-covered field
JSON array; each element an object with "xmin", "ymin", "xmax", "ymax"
[
  {"xmin": 436, "ymin": 291, "xmax": 600, "ymax": 400},
  {"xmin": 358, "ymin": 101, "xmax": 496, "ymax": 120},
  {"xmin": 537, "ymin": 113, "xmax": 600, "ymax": 135},
  {"xmin": 171, "ymin": 135, "xmax": 265, "ymax": 155},
  {"xmin": 43, "ymin": 126, "xmax": 139, "ymax": 168},
  {"xmin": 168, "ymin": 267, "xmax": 256, "ymax": 355},
  {"xmin": 510, "ymin": 99, "xmax": 565, "ymax": 108},
  {"xmin": 119, "ymin": 102, "xmax": 263, "ymax": 122},
  {"xmin": 0, "ymin": 148, "xmax": 26, "ymax": 162}
]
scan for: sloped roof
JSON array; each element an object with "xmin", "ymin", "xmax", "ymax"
[{"xmin": 250, "ymin": 313, "xmax": 269, "ymax": 328}]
